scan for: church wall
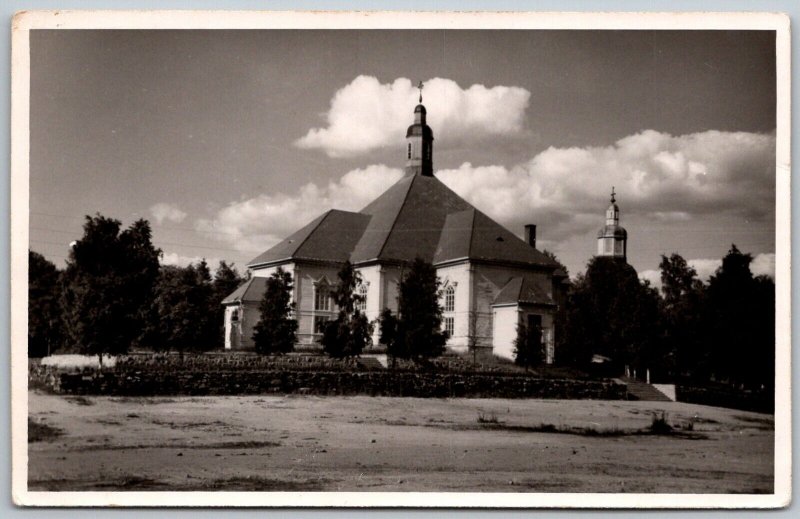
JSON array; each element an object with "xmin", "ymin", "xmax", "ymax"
[
  {"xmin": 223, "ymin": 302, "xmax": 261, "ymax": 351},
  {"xmin": 435, "ymin": 263, "xmax": 472, "ymax": 353},
  {"xmin": 294, "ymin": 262, "xmax": 340, "ymax": 346},
  {"xmin": 492, "ymin": 305, "xmax": 519, "ymax": 360},
  {"xmin": 491, "ymin": 305, "xmax": 555, "ymax": 362},
  {"xmin": 357, "ymin": 264, "xmax": 402, "ymax": 347},
  {"xmin": 474, "ymin": 264, "xmax": 556, "ymax": 360}
]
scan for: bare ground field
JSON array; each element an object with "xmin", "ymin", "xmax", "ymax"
[{"xmin": 27, "ymin": 390, "xmax": 774, "ymax": 493}]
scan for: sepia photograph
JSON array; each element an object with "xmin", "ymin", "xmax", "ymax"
[{"xmin": 10, "ymin": 10, "xmax": 790, "ymax": 508}]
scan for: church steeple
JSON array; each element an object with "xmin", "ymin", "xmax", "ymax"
[
  {"xmin": 405, "ymin": 81, "xmax": 434, "ymax": 176},
  {"xmin": 597, "ymin": 187, "xmax": 628, "ymax": 261}
]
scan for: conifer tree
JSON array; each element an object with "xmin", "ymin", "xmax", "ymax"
[
  {"xmin": 252, "ymin": 267, "xmax": 297, "ymax": 355},
  {"xmin": 322, "ymin": 262, "xmax": 372, "ymax": 358},
  {"xmin": 387, "ymin": 257, "xmax": 447, "ymax": 361}
]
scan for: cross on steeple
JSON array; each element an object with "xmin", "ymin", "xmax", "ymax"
[
  {"xmin": 417, "ymin": 80, "xmax": 424, "ymax": 103},
  {"xmin": 610, "ymin": 186, "xmax": 616, "ymax": 204}
]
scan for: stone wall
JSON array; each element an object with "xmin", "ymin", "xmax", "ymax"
[{"xmin": 29, "ymin": 358, "xmax": 625, "ymax": 400}]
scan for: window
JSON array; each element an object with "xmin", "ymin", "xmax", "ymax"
[
  {"xmin": 356, "ymin": 284, "xmax": 368, "ymax": 312},
  {"xmin": 231, "ymin": 309, "xmax": 239, "ymax": 321},
  {"xmin": 444, "ymin": 285, "xmax": 455, "ymax": 312},
  {"xmin": 444, "ymin": 317, "xmax": 454, "ymax": 337},
  {"xmin": 315, "ymin": 285, "xmax": 331, "ymax": 311},
  {"xmin": 407, "ymin": 143, "xmax": 412, "ymax": 159},
  {"xmin": 314, "ymin": 315, "xmax": 330, "ymax": 334}
]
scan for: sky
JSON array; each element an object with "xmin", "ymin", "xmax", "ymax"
[{"xmin": 29, "ymin": 29, "xmax": 777, "ymax": 284}]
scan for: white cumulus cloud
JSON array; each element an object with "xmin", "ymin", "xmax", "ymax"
[
  {"xmin": 295, "ymin": 76, "xmax": 531, "ymax": 157},
  {"xmin": 161, "ymin": 252, "xmax": 221, "ymax": 270},
  {"xmin": 150, "ymin": 203, "xmax": 187, "ymax": 224},
  {"xmin": 196, "ymin": 165, "xmax": 403, "ymax": 254},
  {"xmin": 436, "ymin": 129, "xmax": 775, "ymax": 241}
]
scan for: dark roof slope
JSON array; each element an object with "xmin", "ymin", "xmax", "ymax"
[
  {"xmin": 493, "ymin": 276, "xmax": 556, "ymax": 307},
  {"xmin": 222, "ymin": 277, "xmax": 267, "ymax": 304},
  {"xmin": 351, "ymin": 173, "xmax": 471, "ymax": 264},
  {"xmin": 247, "ymin": 209, "xmax": 370, "ymax": 268},
  {"xmin": 434, "ymin": 208, "xmax": 557, "ymax": 268}
]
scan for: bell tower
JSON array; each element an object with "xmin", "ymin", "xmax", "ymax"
[
  {"xmin": 405, "ymin": 81, "xmax": 434, "ymax": 176},
  {"xmin": 596, "ymin": 187, "xmax": 628, "ymax": 261}
]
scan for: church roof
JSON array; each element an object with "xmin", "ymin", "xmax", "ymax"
[
  {"xmin": 247, "ymin": 209, "xmax": 371, "ymax": 268},
  {"xmin": 247, "ymin": 172, "xmax": 558, "ymax": 270},
  {"xmin": 352, "ymin": 172, "xmax": 473, "ymax": 264},
  {"xmin": 221, "ymin": 277, "xmax": 267, "ymax": 305},
  {"xmin": 492, "ymin": 276, "xmax": 556, "ymax": 307},
  {"xmin": 434, "ymin": 208, "xmax": 557, "ymax": 267}
]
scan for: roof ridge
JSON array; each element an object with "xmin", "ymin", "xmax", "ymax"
[
  {"xmin": 292, "ymin": 209, "xmax": 333, "ymax": 257},
  {"xmin": 374, "ymin": 173, "xmax": 418, "ymax": 261}
]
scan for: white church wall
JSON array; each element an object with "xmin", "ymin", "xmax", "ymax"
[
  {"xmin": 223, "ymin": 302, "xmax": 261, "ymax": 351},
  {"xmin": 435, "ymin": 263, "xmax": 471, "ymax": 352},
  {"xmin": 492, "ymin": 305, "xmax": 519, "ymax": 360},
  {"xmin": 295, "ymin": 262, "xmax": 340, "ymax": 346},
  {"xmin": 357, "ymin": 264, "xmax": 402, "ymax": 346}
]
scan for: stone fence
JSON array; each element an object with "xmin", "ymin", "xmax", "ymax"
[{"xmin": 29, "ymin": 360, "xmax": 625, "ymax": 400}]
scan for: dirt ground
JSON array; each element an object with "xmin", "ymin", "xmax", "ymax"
[{"xmin": 27, "ymin": 390, "xmax": 774, "ymax": 493}]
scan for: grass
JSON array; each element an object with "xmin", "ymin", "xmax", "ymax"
[
  {"xmin": 477, "ymin": 411, "xmax": 499, "ymax": 424},
  {"xmin": 65, "ymin": 396, "xmax": 94, "ymax": 406},
  {"xmin": 28, "ymin": 419, "xmax": 63, "ymax": 443}
]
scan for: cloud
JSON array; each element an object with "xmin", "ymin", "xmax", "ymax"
[
  {"xmin": 296, "ymin": 76, "xmax": 531, "ymax": 157},
  {"xmin": 161, "ymin": 252, "xmax": 221, "ymax": 270},
  {"xmin": 196, "ymin": 165, "xmax": 403, "ymax": 254},
  {"xmin": 150, "ymin": 203, "xmax": 187, "ymax": 224},
  {"xmin": 436, "ymin": 129, "xmax": 776, "ymax": 241},
  {"xmin": 638, "ymin": 252, "xmax": 775, "ymax": 290}
]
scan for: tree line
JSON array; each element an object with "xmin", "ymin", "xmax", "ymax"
[
  {"xmin": 555, "ymin": 245, "xmax": 775, "ymax": 390},
  {"xmin": 28, "ymin": 214, "xmax": 246, "ymax": 361}
]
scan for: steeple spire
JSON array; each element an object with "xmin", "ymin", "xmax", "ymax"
[
  {"xmin": 596, "ymin": 187, "xmax": 627, "ymax": 261},
  {"xmin": 405, "ymin": 88, "xmax": 434, "ymax": 176}
]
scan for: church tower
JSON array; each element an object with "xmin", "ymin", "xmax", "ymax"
[
  {"xmin": 405, "ymin": 81, "xmax": 434, "ymax": 176},
  {"xmin": 596, "ymin": 187, "xmax": 628, "ymax": 261}
]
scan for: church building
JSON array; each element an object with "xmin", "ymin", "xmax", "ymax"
[{"xmin": 223, "ymin": 93, "xmax": 565, "ymax": 362}]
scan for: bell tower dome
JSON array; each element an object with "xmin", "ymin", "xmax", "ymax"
[
  {"xmin": 596, "ymin": 187, "xmax": 628, "ymax": 261},
  {"xmin": 405, "ymin": 81, "xmax": 434, "ymax": 176}
]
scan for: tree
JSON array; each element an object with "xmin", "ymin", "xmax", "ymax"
[
  {"xmin": 321, "ymin": 262, "xmax": 373, "ymax": 358},
  {"xmin": 561, "ymin": 256, "xmax": 662, "ymax": 376},
  {"xmin": 386, "ymin": 257, "xmax": 447, "ymax": 361},
  {"xmin": 252, "ymin": 267, "xmax": 297, "ymax": 354},
  {"xmin": 705, "ymin": 244, "xmax": 774, "ymax": 388},
  {"xmin": 659, "ymin": 253, "xmax": 706, "ymax": 381},
  {"xmin": 29, "ymin": 251, "xmax": 63, "ymax": 357},
  {"xmin": 60, "ymin": 215, "xmax": 161, "ymax": 364},
  {"xmin": 150, "ymin": 261, "xmax": 216, "ymax": 354},
  {"xmin": 514, "ymin": 320, "xmax": 543, "ymax": 369},
  {"xmin": 211, "ymin": 261, "xmax": 246, "ymax": 348}
]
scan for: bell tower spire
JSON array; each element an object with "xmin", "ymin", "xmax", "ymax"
[
  {"xmin": 405, "ymin": 81, "xmax": 434, "ymax": 176},
  {"xmin": 597, "ymin": 187, "xmax": 628, "ymax": 261}
]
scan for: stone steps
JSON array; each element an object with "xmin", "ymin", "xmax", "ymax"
[{"xmin": 617, "ymin": 377, "xmax": 674, "ymax": 402}]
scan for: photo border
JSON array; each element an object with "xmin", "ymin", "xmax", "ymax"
[{"xmin": 9, "ymin": 9, "xmax": 792, "ymax": 508}]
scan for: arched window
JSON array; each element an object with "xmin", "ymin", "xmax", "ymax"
[
  {"xmin": 315, "ymin": 285, "xmax": 331, "ymax": 311},
  {"xmin": 231, "ymin": 309, "xmax": 239, "ymax": 322},
  {"xmin": 444, "ymin": 285, "xmax": 455, "ymax": 313},
  {"xmin": 407, "ymin": 143, "xmax": 412, "ymax": 159}
]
